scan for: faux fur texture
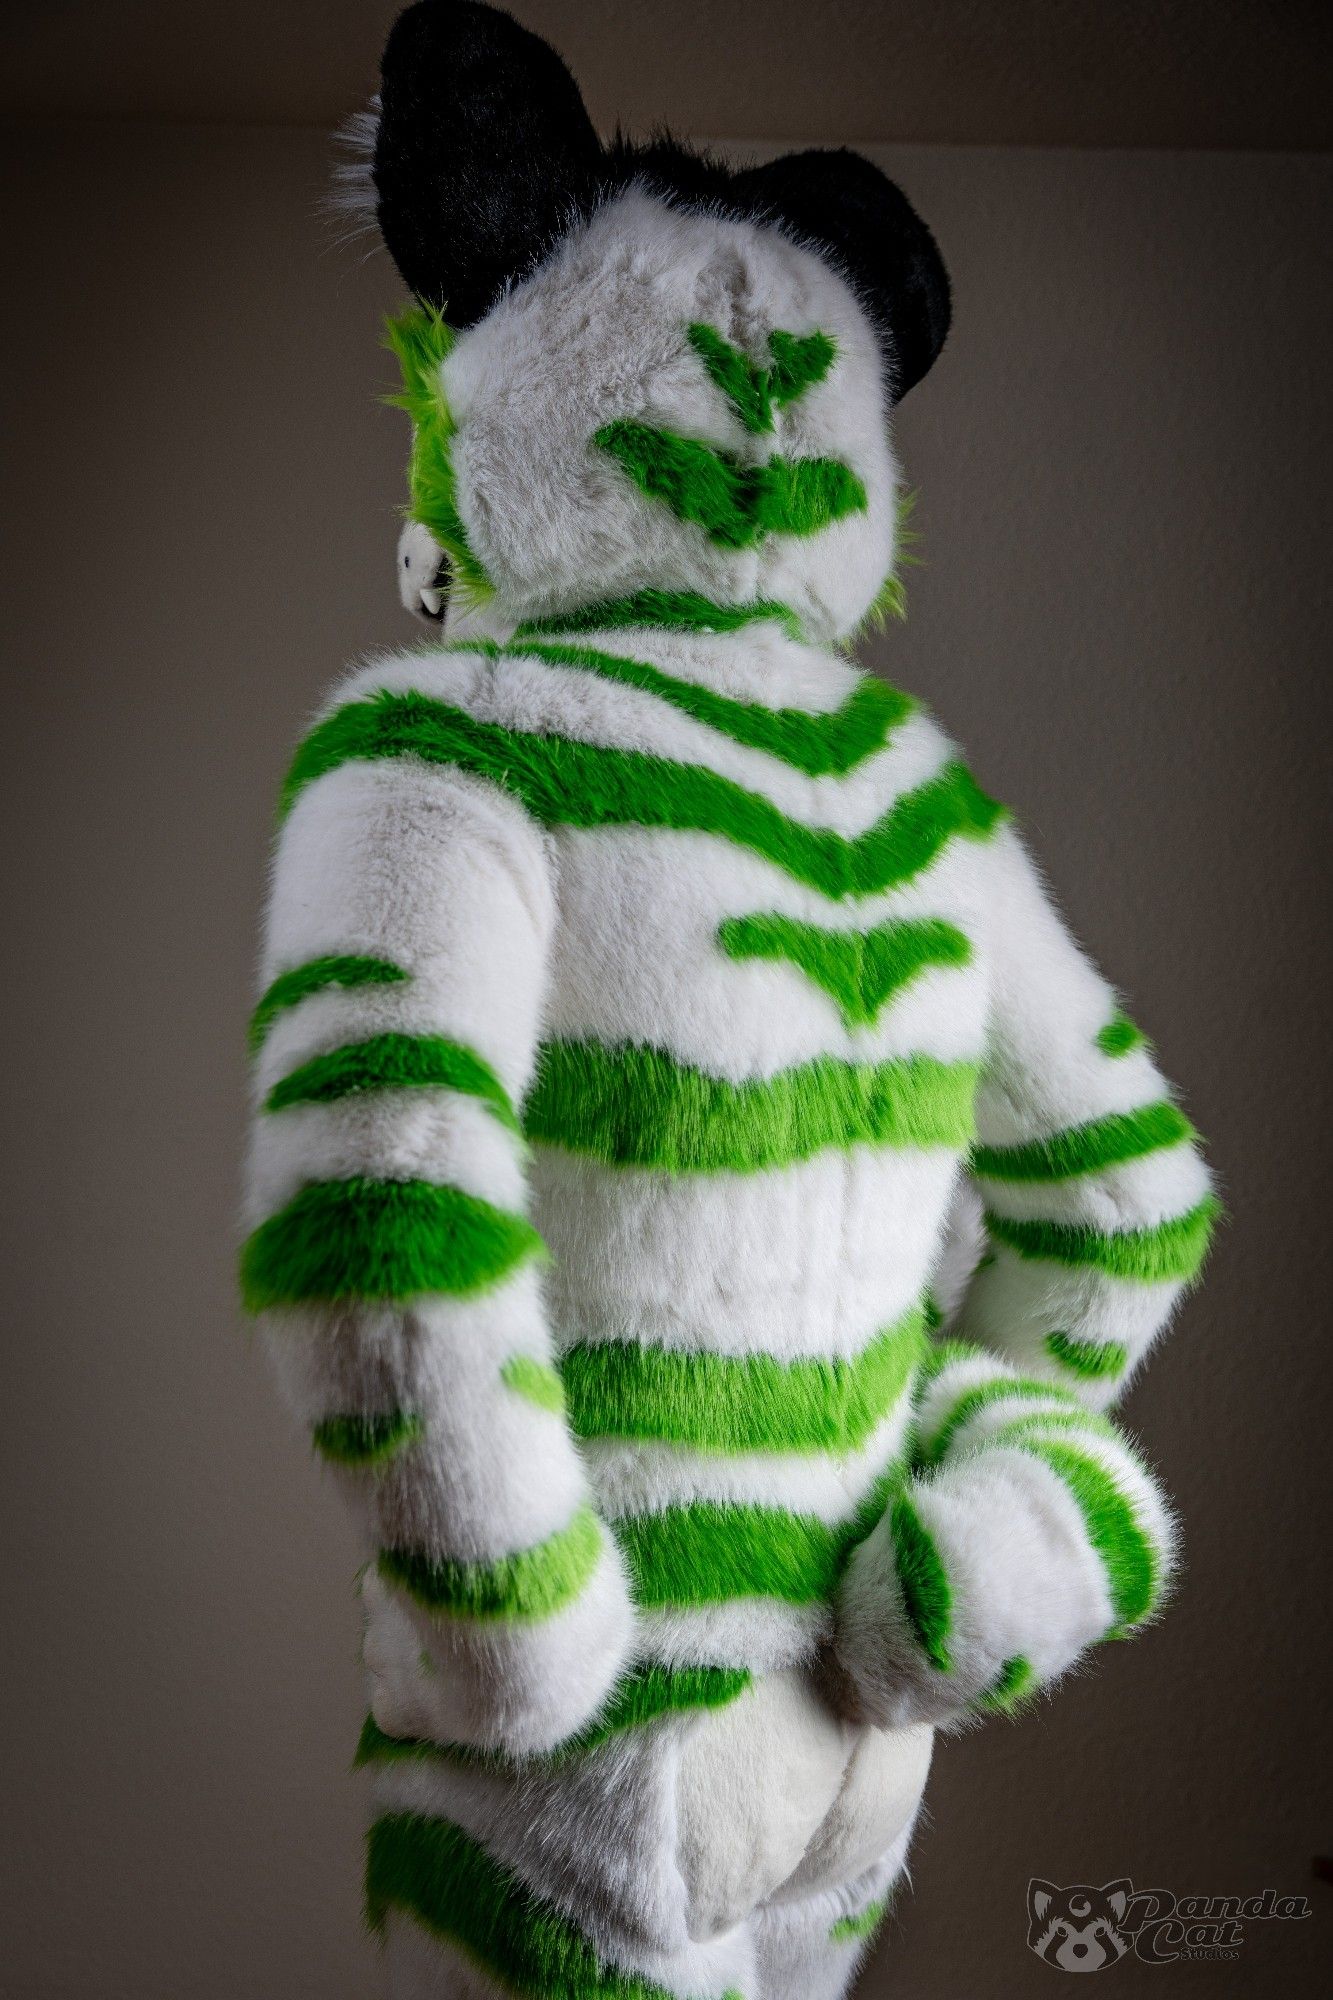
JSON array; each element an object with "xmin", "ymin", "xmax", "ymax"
[
  {"xmin": 396, "ymin": 189, "xmax": 906, "ymax": 638},
  {"xmin": 367, "ymin": 1669, "xmax": 929, "ymax": 1999},
  {"xmin": 245, "ymin": 23, "xmax": 1214, "ymax": 1981}
]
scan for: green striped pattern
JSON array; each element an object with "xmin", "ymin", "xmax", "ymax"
[
  {"xmin": 985, "ymin": 1196, "xmax": 1219, "ymax": 1284},
  {"xmin": 515, "ymin": 589, "xmax": 805, "ymax": 642},
  {"xmin": 526, "ymin": 1041, "xmax": 978, "ymax": 1173},
  {"xmin": 561, "ymin": 1309, "xmax": 926, "ymax": 1455},
  {"xmin": 367, "ymin": 1812, "xmax": 743, "ymax": 1998},
  {"xmin": 385, "ymin": 304, "xmax": 491, "ymax": 603},
  {"xmin": 312, "ymin": 1411, "xmax": 423, "ymax": 1467},
  {"xmin": 1015, "ymin": 1439, "xmax": 1162, "ymax": 1633},
  {"xmin": 1097, "ymin": 1009, "xmax": 1149, "ymax": 1057},
  {"xmin": 355, "ymin": 1662, "xmax": 751, "ymax": 1771},
  {"xmin": 829, "ymin": 1896, "xmax": 889, "ymax": 1945},
  {"xmin": 487, "ymin": 635, "xmax": 915, "ymax": 776},
  {"xmin": 972, "ymin": 1101, "xmax": 1193, "ymax": 1182},
  {"xmin": 280, "ymin": 691, "xmax": 1005, "ymax": 903},
  {"xmin": 501, "ymin": 1354, "xmax": 566, "ymax": 1414},
  {"xmin": 717, "ymin": 912, "xmax": 971, "ymax": 1027},
  {"xmin": 239, "ymin": 1177, "xmax": 543, "ymax": 1310},
  {"xmin": 891, "ymin": 1493, "xmax": 953, "ymax": 1671},
  {"xmin": 918, "ymin": 1373, "xmax": 1082, "ymax": 1469},
  {"xmin": 595, "ymin": 419, "xmax": 867, "ymax": 551},
  {"xmin": 687, "ymin": 322, "xmax": 837, "ymax": 434},
  {"xmin": 575, "ymin": 1662, "xmax": 751, "ymax": 1751},
  {"xmin": 1045, "ymin": 1330, "xmax": 1129, "ymax": 1381},
  {"xmin": 983, "ymin": 1408, "xmax": 1121, "ymax": 1450},
  {"xmin": 614, "ymin": 1491, "xmax": 890, "ymax": 1611},
  {"xmin": 379, "ymin": 1507, "xmax": 602, "ymax": 1623},
  {"xmin": 263, "ymin": 1031, "xmax": 520, "ymax": 1129},
  {"xmin": 974, "ymin": 1654, "xmax": 1037, "ymax": 1716},
  {"xmin": 248, "ymin": 953, "xmax": 407, "ymax": 1054}
]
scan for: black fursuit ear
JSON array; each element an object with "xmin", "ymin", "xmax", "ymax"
[
  {"xmin": 730, "ymin": 150, "xmax": 951, "ymax": 401},
  {"xmin": 373, "ymin": 0, "xmax": 602, "ymax": 324},
  {"xmin": 372, "ymin": 5, "xmax": 951, "ymax": 400}
]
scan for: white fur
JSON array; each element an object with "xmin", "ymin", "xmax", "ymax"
[
  {"xmin": 263, "ymin": 758, "xmax": 554, "ymax": 1098},
  {"xmin": 244, "ymin": 1089, "xmax": 524, "ymax": 1230},
  {"xmin": 977, "ymin": 1138, "xmax": 1213, "ymax": 1231},
  {"xmin": 535, "ymin": 1146, "xmax": 962, "ymax": 1363},
  {"xmin": 251, "ymin": 170, "xmax": 1209, "ymax": 1987},
  {"xmin": 833, "ymin": 1336, "xmax": 1176, "ymax": 1731},
  {"xmin": 373, "ymin": 1660, "xmax": 925, "ymax": 1997},
  {"xmin": 584, "ymin": 1395, "xmax": 915, "ymax": 1529},
  {"xmin": 362, "ymin": 1543, "xmax": 634, "ymax": 1757},
  {"xmin": 546, "ymin": 823, "xmax": 990, "ymax": 1079},
  {"xmin": 833, "ymin": 1450, "xmax": 1116, "ymax": 1731},
  {"xmin": 753, "ymin": 1837, "xmax": 915, "ymax": 2000},
  {"xmin": 442, "ymin": 191, "xmax": 898, "ymax": 640},
  {"xmin": 635, "ymin": 1599, "xmax": 832, "ymax": 1675},
  {"xmin": 956, "ymin": 1246, "xmax": 1190, "ymax": 1408}
]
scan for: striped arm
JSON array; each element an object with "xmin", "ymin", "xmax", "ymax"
[
  {"xmin": 242, "ymin": 751, "xmax": 634, "ymax": 1756},
  {"xmin": 831, "ymin": 1342, "xmax": 1176, "ymax": 1730},
  {"xmin": 955, "ymin": 827, "xmax": 1216, "ymax": 1410}
]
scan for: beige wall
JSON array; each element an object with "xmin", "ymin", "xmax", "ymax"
[{"xmin": 1, "ymin": 120, "xmax": 1329, "ymax": 1995}]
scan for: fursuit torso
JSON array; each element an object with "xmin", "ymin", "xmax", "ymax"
[{"xmin": 245, "ymin": 189, "xmax": 1212, "ymax": 1760}]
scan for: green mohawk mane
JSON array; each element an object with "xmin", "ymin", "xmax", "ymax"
[
  {"xmin": 858, "ymin": 488, "xmax": 922, "ymax": 635},
  {"xmin": 384, "ymin": 304, "xmax": 493, "ymax": 607}
]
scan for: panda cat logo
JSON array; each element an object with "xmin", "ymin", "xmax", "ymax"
[{"xmin": 1027, "ymin": 1880, "xmax": 1132, "ymax": 1972}]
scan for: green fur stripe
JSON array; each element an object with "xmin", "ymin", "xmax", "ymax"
[
  {"xmin": 515, "ymin": 590, "xmax": 805, "ymax": 642},
  {"xmin": 856, "ymin": 488, "xmax": 919, "ymax": 633},
  {"xmin": 575, "ymin": 1662, "xmax": 751, "ymax": 1749},
  {"xmin": 688, "ymin": 322, "xmax": 777, "ymax": 434},
  {"xmin": 385, "ymin": 305, "xmax": 491, "ymax": 604},
  {"xmin": 686, "ymin": 322, "xmax": 837, "ymax": 434},
  {"xmin": 357, "ymin": 1713, "xmax": 457, "ymax": 1767},
  {"xmin": 365, "ymin": 1812, "xmax": 741, "ymax": 1998},
  {"xmin": 263, "ymin": 1031, "xmax": 521, "ymax": 1129},
  {"xmin": 1016, "ymin": 1440, "xmax": 1161, "ymax": 1632},
  {"xmin": 919, "ymin": 1374, "xmax": 1082, "ymax": 1469},
  {"xmin": 355, "ymin": 1663, "xmax": 751, "ymax": 1773},
  {"xmin": 829, "ymin": 1896, "xmax": 889, "ymax": 1944},
  {"xmin": 1097, "ymin": 1009, "xmax": 1149, "ymax": 1057},
  {"xmin": 561, "ymin": 1309, "xmax": 926, "ymax": 1455},
  {"xmin": 311, "ymin": 1411, "xmax": 423, "ymax": 1466},
  {"xmin": 891, "ymin": 1493, "xmax": 952, "ymax": 1672},
  {"xmin": 983, "ymin": 1410, "xmax": 1121, "ymax": 1451},
  {"xmin": 379, "ymin": 1508, "xmax": 603, "ymax": 1624},
  {"xmin": 495, "ymin": 636, "xmax": 915, "ymax": 776},
  {"xmin": 1045, "ymin": 1329, "xmax": 1129, "ymax": 1380},
  {"xmin": 239, "ymin": 1178, "xmax": 543, "ymax": 1310},
  {"xmin": 280, "ymin": 690, "xmax": 1007, "ymax": 902},
  {"xmin": 595, "ymin": 419, "xmax": 867, "ymax": 551},
  {"xmin": 973, "ymin": 1654, "xmax": 1037, "ymax": 1716},
  {"xmin": 501, "ymin": 1354, "xmax": 567, "ymax": 1414},
  {"xmin": 526, "ymin": 1040, "xmax": 978, "ymax": 1173},
  {"xmin": 767, "ymin": 328, "xmax": 839, "ymax": 408},
  {"xmin": 972, "ymin": 1101, "xmax": 1194, "ymax": 1182},
  {"xmin": 985, "ymin": 1196, "xmax": 1219, "ymax": 1284},
  {"xmin": 248, "ymin": 954, "xmax": 407, "ymax": 1054},
  {"xmin": 615, "ymin": 1501, "xmax": 869, "ymax": 1609},
  {"xmin": 718, "ymin": 912, "xmax": 971, "ymax": 1027}
]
